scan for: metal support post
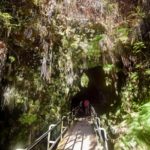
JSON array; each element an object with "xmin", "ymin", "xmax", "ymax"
[{"xmin": 47, "ymin": 124, "xmax": 56, "ymax": 150}]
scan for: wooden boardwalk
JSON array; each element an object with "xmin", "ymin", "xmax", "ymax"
[{"xmin": 57, "ymin": 117, "xmax": 101, "ymax": 150}]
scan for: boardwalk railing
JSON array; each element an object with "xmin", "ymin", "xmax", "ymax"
[
  {"xmin": 17, "ymin": 105, "xmax": 108, "ymax": 150},
  {"xmin": 91, "ymin": 106, "xmax": 109, "ymax": 150},
  {"xmin": 17, "ymin": 106, "xmax": 79, "ymax": 150}
]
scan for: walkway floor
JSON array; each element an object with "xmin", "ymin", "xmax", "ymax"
[{"xmin": 57, "ymin": 117, "xmax": 101, "ymax": 150}]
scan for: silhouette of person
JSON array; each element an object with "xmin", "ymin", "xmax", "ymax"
[
  {"xmin": 79, "ymin": 101, "xmax": 84, "ymax": 116},
  {"xmin": 84, "ymin": 99, "xmax": 90, "ymax": 116}
]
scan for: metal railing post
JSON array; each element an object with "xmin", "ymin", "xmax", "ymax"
[
  {"xmin": 18, "ymin": 106, "xmax": 79, "ymax": 150},
  {"xmin": 67, "ymin": 115, "xmax": 70, "ymax": 125},
  {"xmin": 101, "ymin": 128, "xmax": 108, "ymax": 150},
  {"xmin": 47, "ymin": 124, "xmax": 56, "ymax": 150},
  {"xmin": 61, "ymin": 118, "xmax": 63, "ymax": 140},
  {"xmin": 71, "ymin": 111, "xmax": 73, "ymax": 122},
  {"xmin": 61, "ymin": 116, "xmax": 66, "ymax": 140},
  {"xmin": 96, "ymin": 117, "xmax": 101, "ymax": 128},
  {"xmin": 90, "ymin": 105, "xmax": 109, "ymax": 150}
]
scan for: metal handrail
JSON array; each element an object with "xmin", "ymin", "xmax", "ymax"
[
  {"xmin": 91, "ymin": 105, "xmax": 109, "ymax": 150},
  {"xmin": 17, "ymin": 105, "xmax": 108, "ymax": 150},
  {"xmin": 27, "ymin": 121, "xmax": 61, "ymax": 150},
  {"xmin": 18, "ymin": 107, "xmax": 79, "ymax": 150}
]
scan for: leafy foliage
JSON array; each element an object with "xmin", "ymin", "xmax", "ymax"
[
  {"xmin": 0, "ymin": 0, "xmax": 150, "ymax": 150},
  {"xmin": 19, "ymin": 113, "xmax": 37, "ymax": 126},
  {"xmin": 116, "ymin": 27, "xmax": 130, "ymax": 43},
  {"xmin": 81, "ymin": 73, "xmax": 89, "ymax": 88},
  {"xmin": 87, "ymin": 35, "xmax": 103, "ymax": 68},
  {"xmin": 114, "ymin": 102, "xmax": 150, "ymax": 150},
  {"xmin": 0, "ymin": 12, "xmax": 13, "ymax": 26},
  {"xmin": 103, "ymin": 63, "xmax": 115, "ymax": 74},
  {"xmin": 133, "ymin": 41, "xmax": 146, "ymax": 53}
]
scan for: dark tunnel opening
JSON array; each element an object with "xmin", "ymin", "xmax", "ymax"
[{"xmin": 71, "ymin": 66, "xmax": 118, "ymax": 114}]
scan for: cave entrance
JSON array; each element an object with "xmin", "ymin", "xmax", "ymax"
[{"xmin": 71, "ymin": 66, "xmax": 116, "ymax": 114}]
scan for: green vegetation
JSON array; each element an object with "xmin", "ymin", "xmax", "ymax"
[
  {"xmin": 103, "ymin": 64, "xmax": 115, "ymax": 74},
  {"xmin": 116, "ymin": 27, "xmax": 130, "ymax": 43},
  {"xmin": 0, "ymin": 0, "xmax": 150, "ymax": 149},
  {"xmin": 114, "ymin": 102, "xmax": 150, "ymax": 150},
  {"xmin": 133, "ymin": 41, "xmax": 146, "ymax": 53},
  {"xmin": 81, "ymin": 73, "xmax": 89, "ymax": 88}
]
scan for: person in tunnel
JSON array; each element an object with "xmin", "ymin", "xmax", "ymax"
[
  {"xmin": 78, "ymin": 100, "xmax": 84, "ymax": 116},
  {"xmin": 79, "ymin": 100, "xmax": 83, "ymax": 109},
  {"xmin": 84, "ymin": 99, "xmax": 90, "ymax": 116}
]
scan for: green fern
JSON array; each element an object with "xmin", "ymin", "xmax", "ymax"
[{"xmin": 115, "ymin": 102, "xmax": 150, "ymax": 149}]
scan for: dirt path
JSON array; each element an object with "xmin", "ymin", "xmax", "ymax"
[{"xmin": 57, "ymin": 117, "xmax": 101, "ymax": 150}]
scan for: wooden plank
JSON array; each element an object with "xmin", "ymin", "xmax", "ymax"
[{"xmin": 57, "ymin": 118, "xmax": 101, "ymax": 150}]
